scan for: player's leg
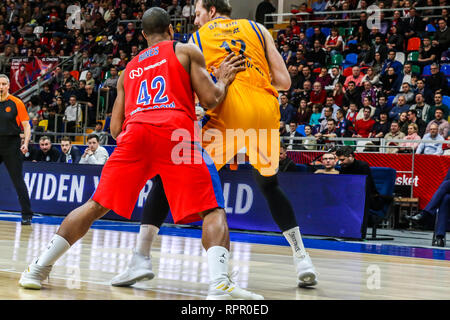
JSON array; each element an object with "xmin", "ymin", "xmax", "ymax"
[
  {"xmin": 110, "ymin": 175, "xmax": 169, "ymax": 286},
  {"xmin": 20, "ymin": 123, "xmax": 155, "ymax": 289},
  {"xmin": 19, "ymin": 199, "xmax": 110, "ymax": 289}
]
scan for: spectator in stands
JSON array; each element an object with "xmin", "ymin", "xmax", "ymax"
[
  {"xmin": 373, "ymin": 35, "xmax": 388, "ymax": 62},
  {"xmin": 398, "ymin": 123, "xmax": 421, "ymax": 153},
  {"xmin": 281, "ymin": 44, "xmax": 293, "ymax": 64},
  {"xmin": 62, "ymin": 81, "xmax": 77, "ymax": 104},
  {"xmin": 418, "ymin": 36, "xmax": 437, "ymax": 67},
  {"xmin": 398, "ymin": 111, "xmax": 408, "ymax": 131},
  {"xmin": 414, "ymin": 79, "xmax": 433, "ymax": 106},
  {"xmin": 302, "ymin": 125, "xmax": 317, "ymax": 150},
  {"xmin": 371, "ymin": 111, "xmax": 391, "ymax": 138},
  {"xmin": 320, "ymin": 96, "xmax": 340, "ymax": 120},
  {"xmin": 384, "ymin": 120, "xmax": 405, "ymax": 153},
  {"xmin": 83, "ymin": 84, "xmax": 97, "ymax": 127},
  {"xmin": 315, "ymin": 67, "xmax": 332, "ymax": 89},
  {"xmin": 381, "ymin": 50, "xmax": 403, "ymax": 76},
  {"xmin": 79, "ymin": 134, "xmax": 109, "ymax": 165},
  {"xmin": 357, "ymin": 42, "xmax": 374, "ymax": 67},
  {"xmin": 344, "ymin": 66, "xmax": 365, "ymax": 88},
  {"xmin": 27, "ymin": 95, "xmax": 41, "ymax": 119},
  {"xmin": 256, "ymin": 0, "xmax": 276, "ymax": 27},
  {"xmin": 85, "ymin": 71, "xmax": 95, "ymax": 87},
  {"xmin": 407, "ymin": 168, "xmax": 450, "ymax": 247},
  {"xmin": 380, "ymin": 67, "xmax": 401, "ymax": 96},
  {"xmin": 182, "ymin": 0, "xmax": 195, "ymax": 19},
  {"xmin": 331, "ymin": 82, "xmax": 345, "ymax": 107},
  {"xmin": 279, "ymin": 121, "xmax": 287, "ymax": 136},
  {"xmin": 426, "ymin": 64, "xmax": 449, "ymax": 96},
  {"xmin": 166, "ymin": 0, "xmax": 182, "ymax": 16},
  {"xmin": 433, "ymin": 18, "xmax": 450, "ymax": 59},
  {"xmin": 309, "ymin": 104, "xmax": 322, "ymax": 127},
  {"xmin": 374, "ymin": 95, "xmax": 392, "ymax": 120},
  {"xmin": 92, "ymin": 121, "xmax": 108, "ymax": 146},
  {"xmin": 404, "ymin": 8, "xmax": 425, "ymax": 39},
  {"xmin": 324, "ymin": 28, "xmax": 344, "ymax": 55},
  {"xmin": 58, "ymin": 136, "xmax": 82, "ymax": 164},
  {"xmin": 64, "ymin": 95, "xmax": 82, "ymax": 137},
  {"xmin": 296, "ymin": 98, "xmax": 312, "ymax": 125},
  {"xmin": 400, "ymin": 64, "xmax": 414, "ymax": 86},
  {"xmin": 410, "ymin": 93, "xmax": 431, "ymax": 123},
  {"xmin": 402, "ymin": 109, "xmax": 427, "ymax": 137},
  {"xmin": 346, "ymin": 102, "xmax": 359, "ymax": 124},
  {"xmin": 315, "ymin": 119, "xmax": 341, "ymax": 149},
  {"xmin": 417, "ymin": 123, "xmax": 444, "ymax": 155},
  {"xmin": 326, "ymin": 66, "xmax": 346, "ymax": 91},
  {"xmin": 310, "ymin": 27, "xmax": 327, "ymax": 46},
  {"xmin": 283, "ymin": 122, "xmax": 304, "ymax": 150},
  {"xmin": 39, "ymin": 84, "xmax": 54, "ymax": 107},
  {"xmin": 298, "ymin": 80, "xmax": 312, "ymax": 104},
  {"xmin": 280, "ymin": 94, "xmax": 296, "ymax": 124},
  {"xmin": 357, "ymin": 96, "xmax": 376, "ymax": 121},
  {"xmin": 310, "ymin": 81, "xmax": 327, "ymax": 105},
  {"xmin": 354, "ymin": 106, "xmax": 375, "ymax": 138},
  {"xmin": 102, "ymin": 66, "xmax": 119, "ymax": 114},
  {"xmin": 279, "ymin": 143, "xmax": 298, "ymax": 172},
  {"xmin": 393, "ymin": 83, "xmax": 415, "ymax": 105},
  {"xmin": 319, "ymin": 106, "xmax": 334, "ymax": 132},
  {"xmin": 298, "ymin": 66, "xmax": 313, "ymax": 89},
  {"xmin": 32, "ymin": 136, "xmax": 60, "ymax": 162},
  {"xmin": 426, "ymin": 108, "xmax": 450, "ymax": 138},
  {"xmin": 387, "ymin": 25, "xmax": 404, "ymax": 51},
  {"xmin": 306, "ymin": 40, "xmax": 327, "ymax": 68},
  {"xmin": 335, "ymin": 109, "xmax": 354, "ymax": 137},
  {"xmin": 343, "ymin": 81, "xmax": 362, "ymax": 107},
  {"xmin": 361, "ymin": 81, "xmax": 377, "ymax": 107},
  {"xmin": 427, "ymin": 92, "xmax": 449, "ymax": 122},
  {"xmin": 315, "ymin": 152, "xmax": 339, "ymax": 174},
  {"xmin": 361, "ymin": 67, "xmax": 381, "ymax": 87},
  {"xmin": 287, "ymin": 65, "xmax": 301, "ymax": 100}
]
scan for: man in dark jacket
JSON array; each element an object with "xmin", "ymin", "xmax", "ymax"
[
  {"xmin": 32, "ymin": 136, "xmax": 60, "ymax": 162},
  {"xmin": 58, "ymin": 136, "xmax": 82, "ymax": 163}
]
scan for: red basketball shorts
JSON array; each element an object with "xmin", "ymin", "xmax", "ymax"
[{"xmin": 92, "ymin": 122, "xmax": 224, "ymax": 224}]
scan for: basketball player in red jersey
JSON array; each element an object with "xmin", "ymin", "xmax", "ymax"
[{"xmin": 19, "ymin": 7, "xmax": 263, "ymax": 300}]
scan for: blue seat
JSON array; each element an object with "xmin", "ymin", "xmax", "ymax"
[
  {"xmin": 306, "ymin": 27, "xmax": 314, "ymax": 39},
  {"xmin": 344, "ymin": 53, "xmax": 358, "ymax": 66},
  {"xmin": 321, "ymin": 27, "xmax": 331, "ymax": 37},
  {"xmin": 422, "ymin": 64, "xmax": 432, "ymax": 76},
  {"xmin": 441, "ymin": 64, "xmax": 450, "ymax": 76},
  {"xmin": 387, "ymin": 95, "xmax": 395, "ymax": 108},
  {"xmin": 426, "ymin": 24, "xmax": 436, "ymax": 32},
  {"xmin": 295, "ymin": 164, "xmax": 308, "ymax": 172},
  {"xmin": 182, "ymin": 33, "xmax": 189, "ymax": 43},
  {"xmin": 296, "ymin": 125, "xmax": 306, "ymax": 136},
  {"xmin": 347, "ymin": 39, "xmax": 357, "ymax": 45},
  {"xmin": 443, "ymin": 95, "xmax": 450, "ymax": 108},
  {"xmin": 367, "ymin": 167, "xmax": 397, "ymax": 239}
]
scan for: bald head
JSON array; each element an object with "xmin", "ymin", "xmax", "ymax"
[{"xmin": 142, "ymin": 7, "xmax": 171, "ymax": 36}]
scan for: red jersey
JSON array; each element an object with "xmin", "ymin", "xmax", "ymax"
[{"xmin": 123, "ymin": 40, "xmax": 195, "ymax": 133}]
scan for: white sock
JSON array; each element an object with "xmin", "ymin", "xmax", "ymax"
[
  {"xmin": 283, "ymin": 226, "xmax": 307, "ymax": 258},
  {"xmin": 136, "ymin": 224, "xmax": 159, "ymax": 257},
  {"xmin": 206, "ymin": 246, "xmax": 229, "ymax": 285},
  {"xmin": 35, "ymin": 234, "xmax": 71, "ymax": 267}
]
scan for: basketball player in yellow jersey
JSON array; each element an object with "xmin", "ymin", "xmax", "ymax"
[{"xmin": 110, "ymin": 0, "xmax": 318, "ymax": 292}]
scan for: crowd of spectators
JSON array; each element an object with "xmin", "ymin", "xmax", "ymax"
[
  {"xmin": 276, "ymin": 0, "xmax": 450, "ymax": 155},
  {"xmin": 0, "ymin": 0, "xmax": 194, "ymax": 143}
]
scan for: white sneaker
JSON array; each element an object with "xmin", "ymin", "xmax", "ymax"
[
  {"xmin": 110, "ymin": 252, "xmax": 155, "ymax": 287},
  {"xmin": 19, "ymin": 263, "xmax": 52, "ymax": 290},
  {"xmin": 294, "ymin": 253, "xmax": 318, "ymax": 287},
  {"xmin": 206, "ymin": 272, "xmax": 264, "ymax": 300}
]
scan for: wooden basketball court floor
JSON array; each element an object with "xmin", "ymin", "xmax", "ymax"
[{"xmin": 0, "ymin": 213, "xmax": 449, "ymax": 300}]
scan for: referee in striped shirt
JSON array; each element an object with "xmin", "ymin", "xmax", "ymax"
[{"xmin": 0, "ymin": 74, "xmax": 33, "ymax": 225}]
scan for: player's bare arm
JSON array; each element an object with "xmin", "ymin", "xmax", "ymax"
[
  {"xmin": 256, "ymin": 22, "xmax": 291, "ymax": 91},
  {"xmin": 177, "ymin": 43, "xmax": 245, "ymax": 109},
  {"xmin": 110, "ymin": 71, "xmax": 125, "ymax": 140}
]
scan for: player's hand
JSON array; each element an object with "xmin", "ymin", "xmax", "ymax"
[
  {"xmin": 20, "ymin": 144, "xmax": 28, "ymax": 155},
  {"xmin": 212, "ymin": 53, "xmax": 246, "ymax": 86}
]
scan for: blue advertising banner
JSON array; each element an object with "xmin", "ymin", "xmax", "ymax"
[{"xmin": 0, "ymin": 163, "xmax": 367, "ymax": 239}]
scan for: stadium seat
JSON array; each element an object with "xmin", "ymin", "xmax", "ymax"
[
  {"xmin": 443, "ymin": 96, "xmax": 450, "ymax": 108},
  {"xmin": 70, "ymin": 70, "xmax": 79, "ymax": 81},
  {"xmin": 406, "ymin": 37, "xmax": 421, "ymax": 51},
  {"xmin": 343, "ymin": 66, "xmax": 353, "ymax": 77},
  {"xmin": 112, "ymin": 58, "xmax": 121, "ymax": 65},
  {"xmin": 331, "ymin": 54, "xmax": 343, "ymax": 65},
  {"xmin": 321, "ymin": 27, "xmax": 331, "ymax": 37},
  {"xmin": 387, "ymin": 95, "xmax": 395, "ymax": 107},
  {"xmin": 345, "ymin": 53, "xmax": 358, "ymax": 65},
  {"xmin": 367, "ymin": 167, "xmax": 396, "ymax": 240},
  {"xmin": 295, "ymin": 164, "xmax": 308, "ymax": 172},
  {"xmin": 79, "ymin": 70, "xmax": 88, "ymax": 81},
  {"xmin": 426, "ymin": 24, "xmax": 436, "ymax": 32},
  {"xmin": 407, "ymin": 51, "xmax": 419, "ymax": 62},
  {"xmin": 306, "ymin": 27, "xmax": 314, "ymax": 39},
  {"xmin": 347, "ymin": 39, "xmax": 357, "ymax": 46},
  {"xmin": 422, "ymin": 64, "xmax": 432, "ymax": 76},
  {"xmin": 411, "ymin": 65, "xmax": 421, "ymax": 74},
  {"xmin": 441, "ymin": 64, "xmax": 450, "ymax": 76},
  {"xmin": 38, "ymin": 120, "xmax": 48, "ymax": 131},
  {"xmin": 395, "ymin": 52, "xmax": 405, "ymax": 65}
]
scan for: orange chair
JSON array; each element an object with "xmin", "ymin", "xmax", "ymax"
[
  {"xmin": 407, "ymin": 37, "xmax": 421, "ymax": 51},
  {"xmin": 70, "ymin": 70, "xmax": 80, "ymax": 81}
]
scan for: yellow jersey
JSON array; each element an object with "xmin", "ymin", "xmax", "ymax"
[{"xmin": 191, "ymin": 17, "xmax": 278, "ymax": 97}]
